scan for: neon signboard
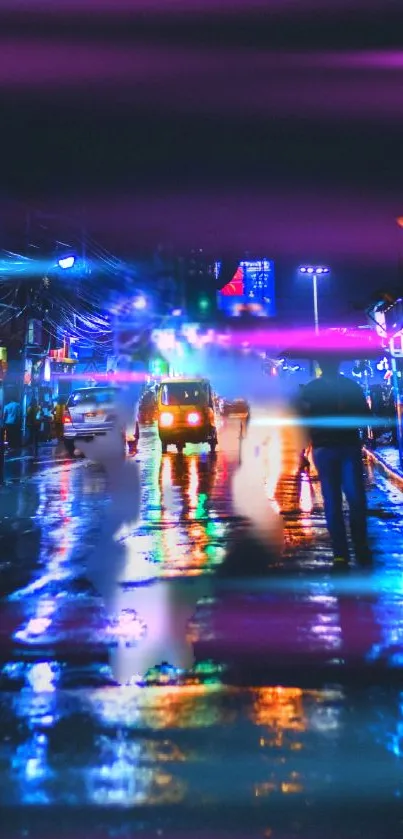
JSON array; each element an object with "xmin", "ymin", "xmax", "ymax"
[{"xmin": 215, "ymin": 259, "xmax": 276, "ymax": 317}]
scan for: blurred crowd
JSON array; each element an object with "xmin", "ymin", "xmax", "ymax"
[{"xmin": 2, "ymin": 396, "xmax": 66, "ymax": 451}]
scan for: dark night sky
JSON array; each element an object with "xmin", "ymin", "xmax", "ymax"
[{"xmin": 1, "ymin": 0, "xmax": 402, "ymax": 320}]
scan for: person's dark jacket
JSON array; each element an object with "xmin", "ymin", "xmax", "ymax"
[{"xmin": 299, "ymin": 373, "xmax": 370, "ymax": 448}]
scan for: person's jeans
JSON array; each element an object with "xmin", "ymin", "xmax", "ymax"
[
  {"xmin": 27, "ymin": 425, "xmax": 40, "ymax": 453},
  {"xmin": 313, "ymin": 445, "xmax": 369, "ymax": 563},
  {"xmin": 5, "ymin": 423, "xmax": 20, "ymax": 449}
]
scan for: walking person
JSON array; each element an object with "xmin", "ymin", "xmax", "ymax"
[
  {"xmin": 26, "ymin": 399, "xmax": 41, "ymax": 454},
  {"xmin": 53, "ymin": 398, "xmax": 65, "ymax": 441},
  {"xmin": 3, "ymin": 397, "xmax": 21, "ymax": 450},
  {"xmin": 299, "ymin": 357, "xmax": 372, "ymax": 569},
  {"xmin": 41, "ymin": 401, "xmax": 52, "ymax": 442}
]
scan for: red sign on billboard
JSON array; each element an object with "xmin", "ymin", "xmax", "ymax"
[{"xmin": 220, "ymin": 266, "xmax": 244, "ymax": 296}]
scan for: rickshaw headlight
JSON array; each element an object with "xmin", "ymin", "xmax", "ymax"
[{"xmin": 159, "ymin": 412, "xmax": 174, "ymax": 428}]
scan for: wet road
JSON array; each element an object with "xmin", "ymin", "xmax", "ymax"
[{"xmin": 1, "ymin": 422, "xmax": 403, "ymax": 838}]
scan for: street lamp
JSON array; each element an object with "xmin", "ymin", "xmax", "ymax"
[
  {"xmin": 299, "ymin": 265, "xmax": 330, "ymax": 334},
  {"xmin": 57, "ymin": 255, "xmax": 76, "ymax": 270}
]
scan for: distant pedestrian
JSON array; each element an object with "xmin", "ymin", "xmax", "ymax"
[
  {"xmin": 41, "ymin": 402, "xmax": 53, "ymax": 441},
  {"xmin": 26, "ymin": 400, "xmax": 41, "ymax": 452},
  {"xmin": 299, "ymin": 357, "xmax": 372, "ymax": 569},
  {"xmin": 3, "ymin": 398, "xmax": 21, "ymax": 449},
  {"xmin": 53, "ymin": 398, "xmax": 65, "ymax": 440}
]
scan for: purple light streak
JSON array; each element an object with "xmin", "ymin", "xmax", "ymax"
[
  {"xmin": 0, "ymin": 41, "xmax": 402, "ymax": 126},
  {"xmin": 216, "ymin": 326, "xmax": 385, "ymax": 353},
  {"xmin": 47, "ymin": 189, "xmax": 399, "ymax": 263},
  {"xmin": 54, "ymin": 327, "xmax": 385, "ymax": 391},
  {"xmin": 0, "ymin": 5, "xmax": 400, "ymax": 263},
  {"xmin": 55, "ymin": 371, "xmax": 149, "ymax": 383},
  {"xmin": 0, "ymin": 0, "xmax": 391, "ymax": 13}
]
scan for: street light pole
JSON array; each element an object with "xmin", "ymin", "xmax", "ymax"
[
  {"xmin": 312, "ymin": 272, "xmax": 319, "ymax": 335},
  {"xmin": 299, "ymin": 266, "xmax": 330, "ymax": 334},
  {"xmin": 0, "ymin": 393, "xmax": 4, "ymax": 484},
  {"xmin": 389, "ymin": 344, "xmax": 403, "ymax": 470},
  {"xmin": 0, "ymin": 302, "xmax": 22, "ymax": 482}
]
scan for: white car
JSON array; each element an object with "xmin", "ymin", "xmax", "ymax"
[{"xmin": 63, "ymin": 386, "xmax": 139, "ymax": 456}]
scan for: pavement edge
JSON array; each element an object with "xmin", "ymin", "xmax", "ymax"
[{"xmin": 364, "ymin": 446, "xmax": 403, "ymax": 491}]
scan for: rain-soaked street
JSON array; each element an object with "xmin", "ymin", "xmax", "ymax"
[{"xmin": 1, "ymin": 418, "xmax": 403, "ymax": 839}]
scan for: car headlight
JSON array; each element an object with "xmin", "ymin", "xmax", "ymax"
[{"xmin": 159, "ymin": 412, "xmax": 174, "ymax": 427}]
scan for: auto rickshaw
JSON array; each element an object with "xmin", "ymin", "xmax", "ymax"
[{"xmin": 157, "ymin": 377, "xmax": 218, "ymax": 454}]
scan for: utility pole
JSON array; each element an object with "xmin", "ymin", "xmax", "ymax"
[
  {"xmin": 389, "ymin": 339, "xmax": 403, "ymax": 470},
  {"xmin": 0, "ymin": 302, "xmax": 20, "ymax": 480},
  {"xmin": 366, "ymin": 302, "xmax": 403, "ymax": 469},
  {"xmin": 0, "ymin": 368, "xmax": 4, "ymax": 484},
  {"xmin": 22, "ymin": 209, "xmax": 34, "ymax": 444},
  {"xmin": 20, "ymin": 282, "xmax": 32, "ymax": 444}
]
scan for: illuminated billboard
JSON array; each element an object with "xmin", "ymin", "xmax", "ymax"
[{"xmin": 215, "ymin": 259, "xmax": 276, "ymax": 317}]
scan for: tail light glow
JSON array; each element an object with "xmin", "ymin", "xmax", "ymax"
[
  {"xmin": 63, "ymin": 410, "xmax": 72, "ymax": 425},
  {"xmin": 159, "ymin": 412, "xmax": 174, "ymax": 428},
  {"xmin": 187, "ymin": 412, "xmax": 201, "ymax": 425}
]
